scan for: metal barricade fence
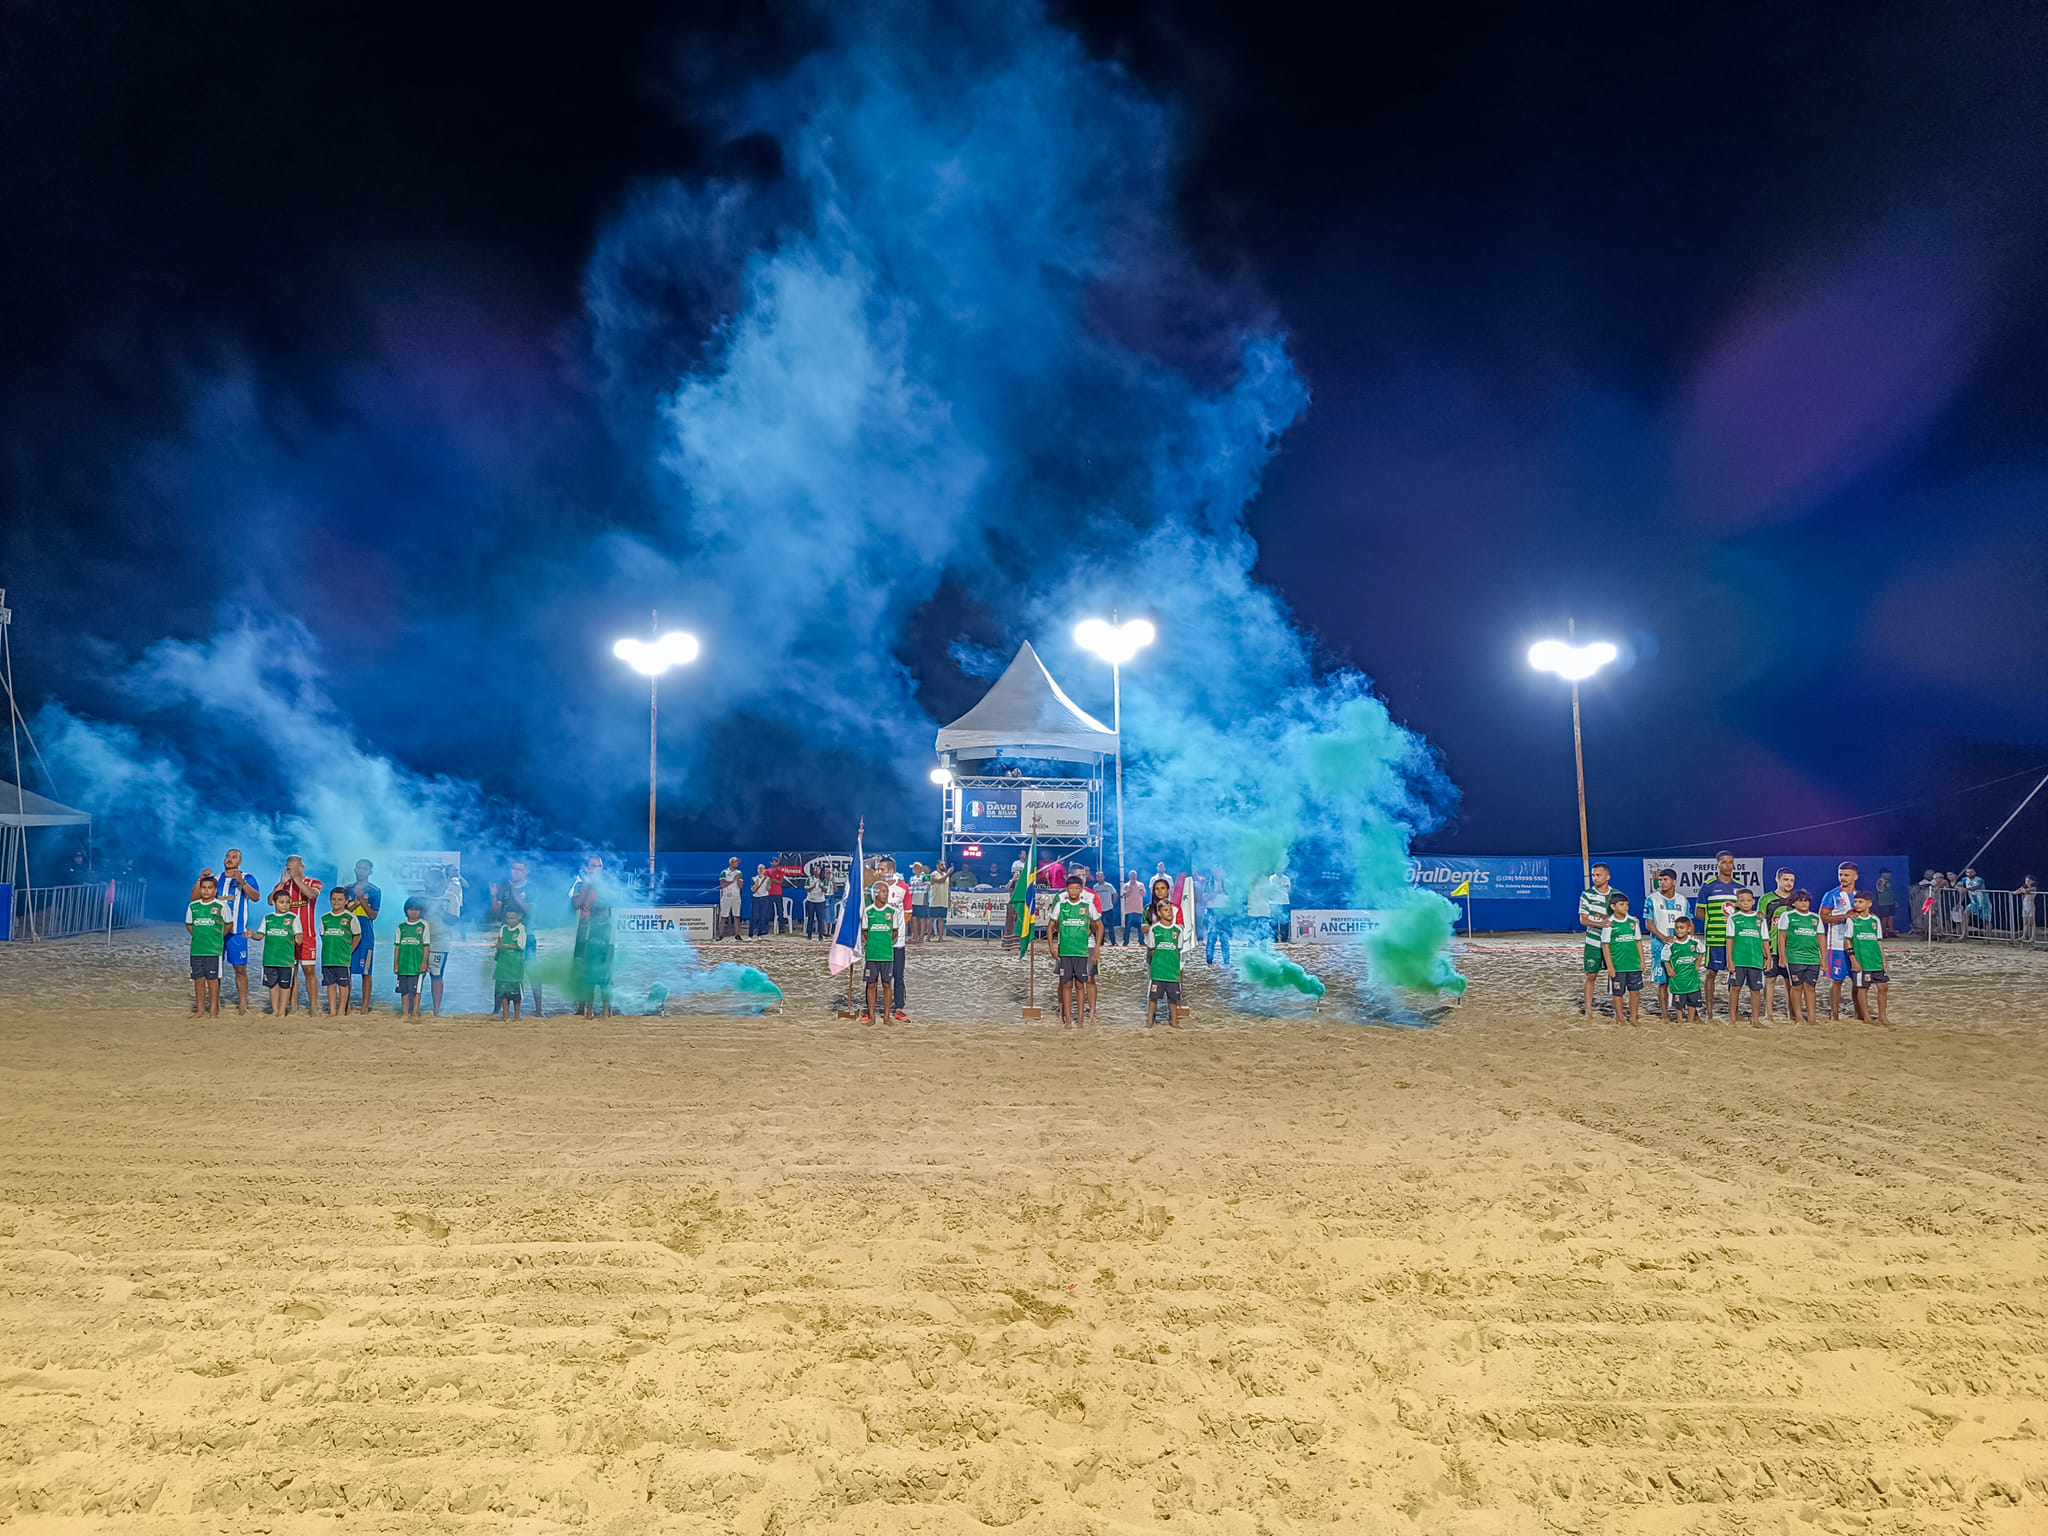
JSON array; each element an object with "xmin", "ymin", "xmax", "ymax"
[
  {"xmin": 1919, "ymin": 886, "xmax": 2046, "ymax": 947},
  {"xmin": 10, "ymin": 880, "xmax": 149, "ymax": 941}
]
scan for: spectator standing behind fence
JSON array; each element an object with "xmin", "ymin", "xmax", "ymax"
[
  {"xmin": 2019, "ymin": 877, "xmax": 2039, "ymax": 941},
  {"xmin": 1874, "ymin": 869, "xmax": 1896, "ymax": 936},
  {"xmin": 929, "ymin": 862, "xmax": 952, "ymax": 944},
  {"xmin": 1964, "ymin": 868, "xmax": 1989, "ymax": 933}
]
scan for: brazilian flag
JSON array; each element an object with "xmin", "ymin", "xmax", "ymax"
[{"xmin": 1012, "ymin": 836, "xmax": 1037, "ymax": 957}]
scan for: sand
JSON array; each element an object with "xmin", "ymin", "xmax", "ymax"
[{"xmin": 2, "ymin": 926, "xmax": 2046, "ymax": 1534}]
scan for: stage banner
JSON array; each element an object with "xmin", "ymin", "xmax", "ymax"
[
  {"xmin": 1020, "ymin": 787, "xmax": 1089, "ymax": 836},
  {"xmin": 1405, "ymin": 856, "xmax": 1550, "ymax": 900},
  {"xmin": 946, "ymin": 891, "xmax": 1010, "ymax": 928},
  {"xmin": 617, "ymin": 906, "xmax": 716, "ymax": 941},
  {"xmin": 1291, "ymin": 909, "xmax": 1389, "ymax": 942},
  {"xmin": 960, "ymin": 791, "xmax": 1022, "ymax": 832},
  {"xmin": 1639, "ymin": 857, "xmax": 1764, "ymax": 902}
]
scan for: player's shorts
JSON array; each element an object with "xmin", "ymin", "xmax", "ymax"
[
  {"xmin": 864, "ymin": 960, "xmax": 893, "ymax": 987},
  {"xmin": 426, "ymin": 949, "xmax": 448, "ymax": 978},
  {"xmin": 1089, "ymin": 957, "xmax": 1099, "ymax": 979},
  {"xmin": 1671, "ymin": 989, "xmax": 1703, "ymax": 1012},
  {"xmin": 1149, "ymin": 980, "xmax": 1182, "ymax": 1004},
  {"xmin": 1853, "ymin": 969, "xmax": 1889, "ymax": 988},
  {"xmin": 295, "ymin": 933, "xmax": 318, "ymax": 963},
  {"xmin": 1057, "ymin": 955, "xmax": 1091, "ymax": 984},
  {"xmin": 1610, "ymin": 970, "xmax": 1643, "ymax": 993},
  {"xmin": 1826, "ymin": 950, "xmax": 1851, "ymax": 981},
  {"xmin": 349, "ymin": 941, "xmax": 373, "ymax": 975},
  {"xmin": 263, "ymin": 965, "xmax": 295, "ymax": 989},
  {"xmin": 1582, "ymin": 945, "xmax": 1607, "ymax": 975},
  {"xmin": 494, "ymin": 985, "xmax": 522, "ymax": 1004},
  {"xmin": 1706, "ymin": 945, "xmax": 1729, "ymax": 971},
  {"xmin": 1648, "ymin": 941, "xmax": 1668, "ymax": 986},
  {"xmin": 320, "ymin": 965, "xmax": 349, "ymax": 987},
  {"xmin": 1732, "ymin": 966, "xmax": 1765, "ymax": 991},
  {"xmin": 911, "ymin": 903, "xmax": 931, "ymax": 920},
  {"xmin": 1764, "ymin": 958, "xmax": 1788, "ymax": 978},
  {"xmin": 189, "ymin": 954, "xmax": 221, "ymax": 980},
  {"xmin": 395, "ymin": 974, "xmax": 421, "ymax": 996},
  {"xmin": 223, "ymin": 933, "xmax": 249, "ymax": 967},
  {"xmin": 1787, "ymin": 963, "xmax": 1821, "ymax": 987}
]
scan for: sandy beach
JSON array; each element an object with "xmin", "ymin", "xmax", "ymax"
[{"xmin": 2, "ymin": 927, "xmax": 2046, "ymax": 1533}]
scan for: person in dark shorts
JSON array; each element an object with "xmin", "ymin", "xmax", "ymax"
[
  {"xmin": 1725, "ymin": 887, "xmax": 1770, "ymax": 1027},
  {"xmin": 1598, "ymin": 892, "xmax": 1646, "ymax": 1025},
  {"xmin": 392, "ymin": 899, "xmax": 429, "ymax": 1017},
  {"xmin": 318, "ymin": 888, "xmax": 360, "ymax": 1017},
  {"xmin": 860, "ymin": 880, "xmax": 900, "ymax": 1022},
  {"xmin": 257, "ymin": 889, "xmax": 303, "ymax": 1016},
  {"xmin": 186, "ymin": 874, "xmax": 229, "ymax": 1017},
  {"xmin": 1847, "ymin": 889, "xmax": 1891, "ymax": 1026},
  {"xmin": 1143, "ymin": 894, "xmax": 1188, "ymax": 1027},
  {"xmin": 1759, "ymin": 868, "xmax": 1797, "ymax": 1020},
  {"xmin": 1775, "ymin": 889, "xmax": 1824, "ymax": 1024},
  {"xmin": 1578, "ymin": 863, "xmax": 1615, "ymax": 1016},
  {"xmin": 1052, "ymin": 874, "xmax": 1101, "ymax": 1027},
  {"xmin": 1694, "ymin": 851, "xmax": 1741, "ymax": 1020},
  {"xmin": 1663, "ymin": 914, "xmax": 1707, "ymax": 1021}
]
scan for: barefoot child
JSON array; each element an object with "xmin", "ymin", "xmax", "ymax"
[
  {"xmin": 318, "ymin": 889, "xmax": 360, "ymax": 1017},
  {"xmin": 1726, "ymin": 887, "xmax": 1770, "ymax": 1026},
  {"xmin": 186, "ymin": 874, "xmax": 229, "ymax": 1017},
  {"xmin": 1599, "ymin": 892, "xmax": 1646, "ymax": 1025},
  {"xmin": 1775, "ymin": 889, "xmax": 1823, "ymax": 1023},
  {"xmin": 1052, "ymin": 874, "xmax": 1102, "ymax": 1026},
  {"xmin": 1578, "ymin": 863, "xmax": 1615, "ymax": 1015},
  {"xmin": 258, "ymin": 889, "xmax": 302, "ymax": 1016},
  {"xmin": 494, "ymin": 908, "xmax": 528, "ymax": 1019},
  {"xmin": 1664, "ymin": 915, "xmax": 1706, "ymax": 1021},
  {"xmin": 1143, "ymin": 894, "xmax": 1188, "ymax": 1027},
  {"xmin": 860, "ymin": 880, "xmax": 898, "ymax": 1023},
  {"xmin": 1643, "ymin": 868, "xmax": 1688, "ymax": 1020},
  {"xmin": 392, "ymin": 899, "xmax": 429, "ymax": 1017},
  {"xmin": 1847, "ymin": 889, "xmax": 1891, "ymax": 1025}
]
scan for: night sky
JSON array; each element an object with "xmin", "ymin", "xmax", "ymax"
[{"xmin": 4, "ymin": 0, "xmax": 2046, "ymax": 880}]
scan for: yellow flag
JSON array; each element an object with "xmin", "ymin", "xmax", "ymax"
[{"xmin": 1450, "ymin": 878, "xmax": 1471, "ymax": 897}]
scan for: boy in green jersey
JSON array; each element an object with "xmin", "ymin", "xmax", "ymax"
[
  {"xmin": 186, "ymin": 874, "xmax": 229, "ymax": 1018},
  {"xmin": 318, "ymin": 888, "xmax": 361, "ymax": 1017},
  {"xmin": 1578, "ymin": 863, "xmax": 1615, "ymax": 1016},
  {"xmin": 1759, "ymin": 868, "xmax": 1797, "ymax": 1020},
  {"xmin": 392, "ymin": 899, "xmax": 429, "ymax": 1018},
  {"xmin": 1774, "ymin": 890, "xmax": 1823, "ymax": 1024},
  {"xmin": 1598, "ymin": 892, "xmax": 1647, "ymax": 1025},
  {"xmin": 1847, "ymin": 889, "xmax": 1890, "ymax": 1026},
  {"xmin": 1664, "ymin": 915, "xmax": 1707, "ymax": 1020},
  {"xmin": 493, "ymin": 911, "xmax": 528, "ymax": 1018},
  {"xmin": 1143, "ymin": 895, "xmax": 1188, "ymax": 1028},
  {"xmin": 1725, "ymin": 887, "xmax": 1769, "ymax": 1026},
  {"xmin": 1053, "ymin": 874, "xmax": 1102, "ymax": 1027},
  {"xmin": 258, "ymin": 889, "xmax": 303, "ymax": 1017},
  {"xmin": 860, "ymin": 880, "xmax": 899, "ymax": 1023}
]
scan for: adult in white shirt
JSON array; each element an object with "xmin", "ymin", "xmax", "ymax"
[
  {"xmin": 1642, "ymin": 867, "xmax": 1689, "ymax": 1019},
  {"xmin": 1818, "ymin": 862, "xmax": 1862, "ymax": 1021},
  {"xmin": 1247, "ymin": 873, "xmax": 1273, "ymax": 941}
]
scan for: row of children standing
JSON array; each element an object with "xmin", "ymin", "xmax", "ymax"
[{"xmin": 1580, "ymin": 854, "xmax": 1892, "ymax": 1026}]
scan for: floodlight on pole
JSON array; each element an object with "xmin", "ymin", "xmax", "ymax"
[
  {"xmin": 1528, "ymin": 624, "xmax": 1616, "ymax": 889},
  {"xmin": 1074, "ymin": 616, "xmax": 1155, "ymax": 884},
  {"xmin": 613, "ymin": 622, "xmax": 701, "ymax": 887}
]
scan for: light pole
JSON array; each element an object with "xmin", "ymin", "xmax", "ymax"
[
  {"xmin": 929, "ymin": 766, "xmax": 953, "ymax": 862},
  {"xmin": 1528, "ymin": 624, "xmax": 1618, "ymax": 889},
  {"xmin": 612, "ymin": 620, "xmax": 701, "ymax": 889},
  {"xmin": 1074, "ymin": 615, "xmax": 1155, "ymax": 886}
]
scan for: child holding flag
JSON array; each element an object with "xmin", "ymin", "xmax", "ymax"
[{"xmin": 860, "ymin": 879, "xmax": 900, "ymax": 1023}]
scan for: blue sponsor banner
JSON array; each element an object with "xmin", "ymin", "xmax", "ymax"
[
  {"xmin": 1405, "ymin": 856, "xmax": 1551, "ymax": 900},
  {"xmin": 959, "ymin": 790, "xmax": 1023, "ymax": 832}
]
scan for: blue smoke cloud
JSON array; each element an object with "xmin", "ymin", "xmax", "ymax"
[{"xmin": 29, "ymin": 0, "xmax": 1460, "ymax": 983}]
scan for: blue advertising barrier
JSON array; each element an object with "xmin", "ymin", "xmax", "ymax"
[
  {"xmin": 1443, "ymin": 853, "xmax": 1911, "ymax": 934},
  {"xmin": 0, "ymin": 883, "xmax": 10, "ymax": 941}
]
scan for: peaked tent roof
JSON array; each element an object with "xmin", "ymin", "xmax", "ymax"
[
  {"xmin": 0, "ymin": 778, "xmax": 89, "ymax": 828},
  {"xmin": 935, "ymin": 642, "xmax": 1118, "ymax": 763}
]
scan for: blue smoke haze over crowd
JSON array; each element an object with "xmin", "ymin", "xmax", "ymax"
[{"xmin": 4, "ymin": 0, "xmax": 2047, "ymax": 902}]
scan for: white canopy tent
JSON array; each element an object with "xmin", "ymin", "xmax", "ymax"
[
  {"xmin": 934, "ymin": 642, "xmax": 1118, "ymax": 763},
  {"xmin": 0, "ymin": 777, "xmax": 90, "ymax": 901}
]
